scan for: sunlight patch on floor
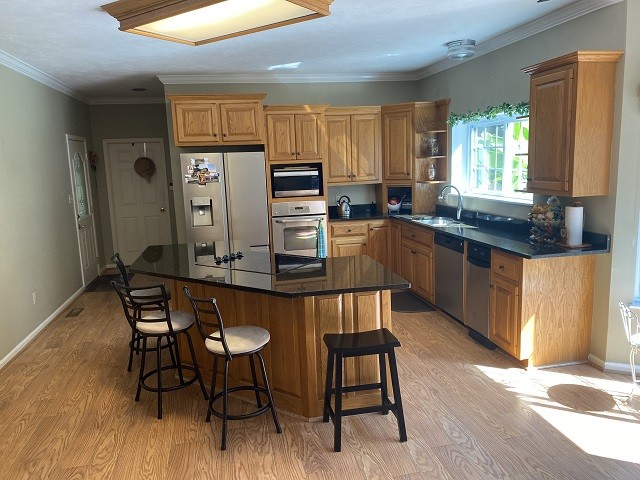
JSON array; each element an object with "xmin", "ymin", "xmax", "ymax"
[{"xmin": 475, "ymin": 364, "xmax": 640, "ymax": 464}]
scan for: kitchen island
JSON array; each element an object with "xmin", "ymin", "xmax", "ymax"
[{"xmin": 130, "ymin": 244, "xmax": 409, "ymax": 418}]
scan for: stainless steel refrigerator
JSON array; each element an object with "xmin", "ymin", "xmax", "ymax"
[{"xmin": 180, "ymin": 152, "xmax": 269, "ymax": 254}]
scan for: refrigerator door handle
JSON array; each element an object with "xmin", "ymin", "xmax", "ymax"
[{"xmin": 274, "ymin": 217, "xmax": 325, "ymax": 224}]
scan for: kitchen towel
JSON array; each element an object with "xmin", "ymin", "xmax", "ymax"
[
  {"xmin": 316, "ymin": 219, "xmax": 326, "ymax": 258},
  {"xmin": 565, "ymin": 205, "xmax": 584, "ymax": 246}
]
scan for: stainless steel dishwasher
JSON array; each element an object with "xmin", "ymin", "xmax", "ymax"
[
  {"xmin": 434, "ymin": 232, "xmax": 464, "ymax": 322},
  {"xmin": 465, "ymin": 242, "xmax": 496, "ymax": 349}
]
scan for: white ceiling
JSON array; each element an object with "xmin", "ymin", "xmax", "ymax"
[{"xmin": 0, "ymin": 0, "xmax": 620, "ymax": 103}]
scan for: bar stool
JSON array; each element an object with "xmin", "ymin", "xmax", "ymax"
[
  {"xmin": 111, "ymin": 252, "xmax": 173, "ymax": 372},
  {"xmin": 183, "ymin": 286, "xmax": 282, "ymax": 451},
  {"xmin": 323, "ymin": 328, "xmax": 407, "ymax": 452},
  {"xmin": 112, "ymin": 281, "xmax": 208, "ymax": 419}
]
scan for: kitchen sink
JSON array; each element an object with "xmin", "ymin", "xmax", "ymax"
[{"xmin": 413, "ymin": 217, "xmax": 478, "ymax": 229}]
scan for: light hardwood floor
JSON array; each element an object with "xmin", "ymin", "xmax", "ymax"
[{"xmin": 1, "ymin": 291, "xmax": 639, "ymax": 479}]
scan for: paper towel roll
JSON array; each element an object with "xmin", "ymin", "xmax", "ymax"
[{"xmin": 565, "ymin": 206, "xmax": 583, "ymax": 246}]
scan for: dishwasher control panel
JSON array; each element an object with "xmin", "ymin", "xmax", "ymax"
[{"xmin": 434, "ymin": 232, "xmax": 464, "ymax": 253}]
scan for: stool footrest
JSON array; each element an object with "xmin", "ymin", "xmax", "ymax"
[
  {"xmin": 208, "ymin": 385, "xmax": 274, "ymax": 421},
  {"xmin": 330, "ymin": 382, "xmax": 382, "ymax": 394},
  {"xmin": 140, "ymin": 364, "xmax": 200, "ymax": 393}
]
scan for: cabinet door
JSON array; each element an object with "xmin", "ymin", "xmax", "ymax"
[
  {"xmin": 413, "ymin": 245, "xmax": 433, "ymax": 302},
  {"xmin": 326, "ymin": 115, "xmax": 351, "ymax": 183},
  {"xmin": 489, "ymin": 275, "xmax": 520, "ymax": 357},
  {"xmin": 220, "ymin": 102, "xmax": 263, "ymax": 143},
  {"xmin": 352, "ymin": 114, "xmax": 380, "ymax": 182},
  {"xmin": 383, "ymin": 110, "xmax": 412, "ymax": 180},
  {"xmin": 173, "ymin": 102, "xmax": 220, "ymax": 145},
  {"xmin": 400, "ymin": 241, "xmax": 414, "ymax": 285},
  {"xmin": 528, "ymin": 67, "xmax": 574, "ymax": 194},
  {"xmin": 368, "ymin": 222, "xmax": 390, "ymax": 268},
  {"xmin": 295, "ymin": 113, "xmax": 323, "ymax": 160},
  {"xmin": 331, "ymin": 236, "xmax": 367, "ymax": 257},
  {"xmin": 390, "ymin": 223, "xmax": 402, "ymax": 274},
  {"xmin": 266, "ymin": 114, "xmax": 297, "ymax": 161}
]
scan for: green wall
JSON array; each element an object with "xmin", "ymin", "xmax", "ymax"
[
  {"xmin": 0, "ymin": 64, "xmax": 93, "ymax": 361},
  {"xmin": 89, "ymin": 103, "xmax": 174, "ymax": 264}
]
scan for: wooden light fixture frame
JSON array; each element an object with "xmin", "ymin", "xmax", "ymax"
[{"xmin": 101, "ymin": 0, "xmax": 333, "ymax": 46}]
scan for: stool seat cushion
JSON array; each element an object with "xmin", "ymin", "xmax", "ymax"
[
  {"xmin": 631, "ymin": 332, "xmax": 640, "ymax": 348},
  {"xmin": 137, "ymin": 310, "xmax": 194, "ymax": 335},
  {"xmin": 205, "ymin": 326, "xmax": 270, "ymax": 355},
  {"xmin": 323, "ymin": 328, "xmax": 400, "ymax": 353},
  {"xmin": 130, "ymin": 286, "xmax": 172, "ymax": 300}
]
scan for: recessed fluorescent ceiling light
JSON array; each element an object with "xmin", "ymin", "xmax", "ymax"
[{"xmin": 101, "ymin": 0, "xmax": 333, "ymax": 46}]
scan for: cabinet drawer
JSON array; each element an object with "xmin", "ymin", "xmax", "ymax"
[
  {"xmin": 401, "ymin": 225, "xmax": 433, "ymax": 248},
  {"xmin": 331, "ymin": 222, "xmax": 368, "ymax": 237},
  {"xmin": 492, "ymin": 251, "xmax": 522, "ymax": 282}
]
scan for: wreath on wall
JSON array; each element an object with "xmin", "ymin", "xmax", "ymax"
[
  {"xmin": 448, "ymin": 101, "xmax": 529, "ymax": 126},
  {"xmin": 134, "ymin": 156, "xmax": 156, "ymax": 182}
]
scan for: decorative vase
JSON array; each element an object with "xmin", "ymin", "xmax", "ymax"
[
  {"xmin": 427, "ymin": 137, "xmax": 439, "ymax": 156},
  {"xmin": 427, "ymin": 163, "xmax": 436, "ymax": 181}
]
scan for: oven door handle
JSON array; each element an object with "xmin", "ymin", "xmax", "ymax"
[{"xmin": 274, "ymin": 217, "xmax": 325, "ymax": 224}]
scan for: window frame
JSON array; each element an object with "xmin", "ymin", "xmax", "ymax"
[{"xmin": 457, "ymin": 114, "xmax": 532, "ymax": 203}]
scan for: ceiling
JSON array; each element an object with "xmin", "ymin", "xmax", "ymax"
[{"xmin": 0, "ymin": 0, "xmax": 619, "ymax": 103}]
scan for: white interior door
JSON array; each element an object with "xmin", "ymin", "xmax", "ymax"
[
  {"xmin": 67, "ymin": 136, "xmax": 99, "ymax": 286},
  {"xmin": 105, "ymin": 140, "xmax": 171, "ymax": 265}
]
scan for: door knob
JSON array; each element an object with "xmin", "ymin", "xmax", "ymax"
[
  {"xmin": 78, "ymin": 225, "xmax": 85, "ymax": 229},
  {"xmin": 160, "ymin": 207, "xmax": 165, "ymax": 212}
]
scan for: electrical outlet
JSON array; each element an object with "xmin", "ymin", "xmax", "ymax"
[{"xmin": 32, "ymin": 291, "xmax": 37, "ymax": 304}]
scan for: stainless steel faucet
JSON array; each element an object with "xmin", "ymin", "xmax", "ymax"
[{"xmin": 438, "ymin": 185, "xmax": 463, "ymax": 220}]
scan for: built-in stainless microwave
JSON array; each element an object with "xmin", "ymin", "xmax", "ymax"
[{"xmin": 271, "ymin": 165, "xmax": 321, "ymax": 198}]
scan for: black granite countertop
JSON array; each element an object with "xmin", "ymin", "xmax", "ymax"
[
  {"xmin": 329, "ymin": 204, "xmax": 610, "ymax": 259},
  {"xmin": 130, "ymin": 244, "xmax": 409, "ymax": 298},
  {"xmin": 393, "ymin": 205, "xmax": 610, "ymax": 259}
]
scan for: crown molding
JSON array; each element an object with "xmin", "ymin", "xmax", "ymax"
[
  {"xmin": 0, "ymin": 49, "xmax": 88, "ymax": 103},
  {"xmin": 89, "ymin": 97, "xmax": 166, "ymax": 105},
  {"xmin": 157, "ymin": 71, "xmax": 418, "ymax": 85},
  {"xmin": 415, "ymin": 0, "xmax": 623, "ymax": 79}
]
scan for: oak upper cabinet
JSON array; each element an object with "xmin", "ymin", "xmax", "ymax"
[
  {"xmin": 167, "ymin": 94, "xmax": 266, "ymax": 146},
  {"xmin": 523, "ymin": 51, "xmax": 622, "ymax": 197},
  {"xmin": 265, "ymin": 105, "xmax": 327, "ymax": 162},
  {"xmin": 325, "ymin": 107, "xmax": 381, "ymax": 184},
  {"xmin": 382, "ymin": 107, "xmax": 413, "ymax": 180}
]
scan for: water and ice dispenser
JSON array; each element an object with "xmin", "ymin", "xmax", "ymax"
[{"xmin": 190, "ymin": 197, "xmax": 213, "ymax": 227}]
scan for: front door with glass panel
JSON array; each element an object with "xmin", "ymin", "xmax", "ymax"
[{"xmin": 67, "ymin": 136, "xmax": 99, "ymax": 285}]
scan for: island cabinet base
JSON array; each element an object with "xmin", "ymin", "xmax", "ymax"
[{"xmin": 167, "ymin": 279, "xmax": 393, "ymax": 419}]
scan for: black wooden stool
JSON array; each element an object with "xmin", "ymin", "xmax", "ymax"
[{"xmin": 322, "ymin": 328, "xmax": 407, "ymax": 452}]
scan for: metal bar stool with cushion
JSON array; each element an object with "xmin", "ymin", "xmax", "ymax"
[
  {"xmin": 619, "ymin": 301, "xmax": 640, "ymax": 391},
  {"xmin": 323, "ymin": 328, "xmax": 407, "ymax": 452},
  {"xmin": 112, "ymin": 281, "xmax": 208, "ymax": 419},
  {"xmin": 112, "ymin": 252, "xmax": 174, "ymax": 371},
  {"xmin": 183, "ymin": 286, "xmax": 282, "ymax": 451}
]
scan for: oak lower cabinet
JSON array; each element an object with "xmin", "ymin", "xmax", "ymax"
[
  {"xmin": 522, "ymin": 51, "xmax": 622, "ymax": 196},
  {"xmin": 167, "ymin": 94, "xmax": 266, "ymax": 146},
  {"xmin": 489, "ymin": 250, "xmax": 596, "ymax": 367},
  {"xmin": 329, "ymin": 220, "xmax": 391, "ymax": 269},
  {"xmin": 325, "ymin": 107, "xmax": 381, "ymax": 184},
  {"xmin": 400, "ymin": 224, "xmax": 434, "ymax": 303},
  {"xmin": 265, "ymin": 106, "xmax": 327, "ymax": 162}
]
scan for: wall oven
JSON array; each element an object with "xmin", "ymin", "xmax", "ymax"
[
  {"xmin": 271, "ymin": 164, "xmax": 321, "ymax": 198},
  {"xmin": 272, "ymin": 200, "xmax": 327, "ymax": 257}
]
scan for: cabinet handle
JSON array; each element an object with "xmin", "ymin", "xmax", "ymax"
[
  {"xmin": 406, "ymin": 173, "xmax": 410, "ymax": 176},
  {"xmin": 291, "ymin": 152, "xmax": 296, "ymax": 156},
  {"xmin": 411, "ymin": 234, "xmax": 416, "ymax": 238},
  {"xmin": 347, "ymin": 229, "xmax": 352, "ymax": 232},
  {"xmin": 411, "ymin": 250, "xmax": 416, "ymax": 254},
  {"xmin": 296, "ymin": 152, "xmax": 301, "ymax": 155},
  {"xmin": 213, "ymin": 133, "xmax": 218, "ymax": 137},
  {"xmin": 527, "ymin": 177, "xmax": 532, "ymax": 181},
  {"xmin": 499, "ymin": 265, "xmax": 504, "ymax": 270},
  {"xmin": 223, "ymin": 133, "xmax": 227, "ymax": 138}
]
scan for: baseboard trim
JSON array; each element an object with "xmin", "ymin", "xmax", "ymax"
[
  {"xmin": 0, "ymin": 287, "xmax": 84, "ymax": 371},
  {"xmin": 588, "ymin": 353, "xmax": 639, "ymax": 374}
]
